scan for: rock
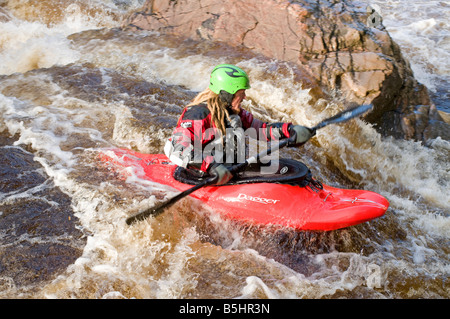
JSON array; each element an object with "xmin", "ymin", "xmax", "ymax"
[{"xmin": 123, "ymin": 0, "xmax": 449, "ymax": 141}]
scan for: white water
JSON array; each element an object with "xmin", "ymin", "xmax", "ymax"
[{"xmin": 0, "ymin": 0, "xmax": 449, "ymax": 299}]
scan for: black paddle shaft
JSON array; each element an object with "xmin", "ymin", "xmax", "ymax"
[
  {"xmin": 125, "ymin": 176, "xmax": 217, "ymax": 225},
  {"xmin": 125, "ymin": 103, "xmax": 373, "ymax": 225},
  {"xmin": 311, "ymin": 104, "xmax": 373, "ymax": 131}
]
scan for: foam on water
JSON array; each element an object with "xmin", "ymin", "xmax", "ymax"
[
  {"xmin": 0, "ymin": 0, "xmax": 449, "ymax": 299},
  {"xmin": 0, "ymin": 0, "xmax": 144, "ymax": 75}
]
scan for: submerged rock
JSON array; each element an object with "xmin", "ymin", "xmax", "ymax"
[{"xmin": 122, "ymin": 0, "xmax": 449, "ymax": 141}]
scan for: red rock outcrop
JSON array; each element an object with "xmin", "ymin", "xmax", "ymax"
[{"xmin": 123, "ymin": 0, "xmax": 448, "ymax": 141}]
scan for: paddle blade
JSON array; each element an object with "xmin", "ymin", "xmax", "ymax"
[
  {"xmin": 126, "ymin": 176, "xmax": 217, "ymax": 225},
  {"xmin": 126, "ymin": 200, "xmax": 168, "ymax": 225},
  {"xmin": 312, "ymin": 104, "xmax": 373, "ymax": 131}
]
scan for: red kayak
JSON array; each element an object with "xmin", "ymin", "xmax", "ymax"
[{"xmin": 99, "ymin": 148, "xmax": 389, "ymax": 231}]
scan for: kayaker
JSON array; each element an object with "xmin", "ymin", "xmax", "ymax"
[{"xmin": 164, "ymin": 64, "xmax": 314, "ymax": 185}]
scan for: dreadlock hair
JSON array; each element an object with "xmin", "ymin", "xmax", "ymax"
[{"xmin": 186, "ymin": 88, "xmax": 231, "ymax": 135}]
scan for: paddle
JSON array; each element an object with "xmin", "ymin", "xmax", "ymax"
[
  {"xmin": 125, "ymin": 175, "xmax": 218, "ymax": 225},
  {"xmin": 310, "ymin": 103, "xmax": 373, "ymax": 131},
  {"xmin": 125, "ymin": 137, "xmax": 289, "ymax": 225},
  {"xmin": 125, "ymin": 103, "xmax": 373, "ymax": 225}
]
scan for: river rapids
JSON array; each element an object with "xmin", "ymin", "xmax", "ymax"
[{"xmin": 0, "ymin": 0, "xmax": 448, "ymax": 299}]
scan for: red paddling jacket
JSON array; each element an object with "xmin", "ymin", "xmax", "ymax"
[{"xmin": 164, "ymin": 104, "xmax": 292, "ymax": 173}]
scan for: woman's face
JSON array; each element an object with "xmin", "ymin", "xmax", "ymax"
[{"xmin": 231, "ymin": 89, "xmax": 246, "ymax": 113}]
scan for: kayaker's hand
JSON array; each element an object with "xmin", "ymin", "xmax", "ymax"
[
  {"xmin": 288, "ymin": 125, "xmax": 315, "ymax": 146},
  {"xmin": 209, "ymin": 164, "xmax": 233, "ymax": 185}
]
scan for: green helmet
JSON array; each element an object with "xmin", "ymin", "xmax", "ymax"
[{"xmin": 209, "ymin": 64, "xmax": 250, "ymax": 95}]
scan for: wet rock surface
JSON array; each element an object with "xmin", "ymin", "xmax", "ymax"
[{"xmin": 124, "ymin": 0, "xmax": 449, "ymax": 141}]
